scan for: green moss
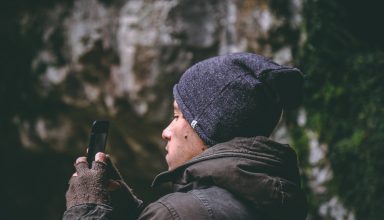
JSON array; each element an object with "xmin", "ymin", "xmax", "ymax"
[{"xmin": 294, "ymin": 0, "xmax": 384, "ymax": 219}]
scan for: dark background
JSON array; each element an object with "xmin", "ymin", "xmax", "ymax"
[{"xmin": 1, "ymin": 0, "xmax": 384, "ymax": 219}]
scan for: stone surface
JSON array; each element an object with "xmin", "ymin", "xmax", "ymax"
[
  {"xmin": 19, "ymin": 0, "xmax": 302, "ymax": 171},
  {"xmin": 3, "ymin": 0, "xmax": 304, "ymax": 219}
]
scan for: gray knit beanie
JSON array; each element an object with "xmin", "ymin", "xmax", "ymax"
[{"xmin": 173, "ymin": 52, "xmax": 303, "ymax": 146}]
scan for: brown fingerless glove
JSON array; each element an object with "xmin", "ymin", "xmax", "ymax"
[{"xmin": 66, "ymin": 161, "xmax": 110, "ymax": 209}]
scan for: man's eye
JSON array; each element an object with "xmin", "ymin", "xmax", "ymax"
[{"xmin": 171, "ymin": 115, "xmax": 180, "ymax": 121}]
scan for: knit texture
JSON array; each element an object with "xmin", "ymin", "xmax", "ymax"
[
  {"xmin": 66, "ymin": 161, "xmax": 110, "ymax": 209},
  {"xmin": 173, "ymin": 52, "xmax": 303, "ymax": 146},
  {"xmin": 66, "ymin": 157, "xmax": 144, "ymax": 219}
]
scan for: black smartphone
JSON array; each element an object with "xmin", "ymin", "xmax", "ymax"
[{"xmin": 87, "ymin": 120, "xmax": 109, "ymax": 168}]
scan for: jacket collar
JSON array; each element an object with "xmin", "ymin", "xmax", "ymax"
[
  {"xmin": 152, "ymin": 136, "xmax": 300, "ymax": 187},
  {"xmin": 152, "ymin": 136, "xmax": 307, "ymax": 220}
]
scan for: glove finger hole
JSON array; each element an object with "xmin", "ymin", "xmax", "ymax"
[
  {"xmin": 92, "ymin": 160, "xmax": 107, "ymax": 172},
  {"xmin": 74, "ymin": 161, "xmax": 89, "ymax": 175}
]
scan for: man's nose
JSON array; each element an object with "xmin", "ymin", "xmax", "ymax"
[{"xmin": 162, "ymin": 128, "xmax": 172, "ymax": 141}]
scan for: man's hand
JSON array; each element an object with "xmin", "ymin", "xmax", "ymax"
[
  {"xmin": 65, "ymin": 152, "xmax": 143, "ymax": 218},
  {"xmin": 71, "ymin": 153, "xmax": 122, "ymax": 191},
  {"xmin": 66, "ymin": 152, "xmax": 112, "ymax": 209}
]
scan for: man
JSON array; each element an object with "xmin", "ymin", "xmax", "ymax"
[{"xmin": 64, "ymin": 52, "xmax": 307, "ymax": 219}]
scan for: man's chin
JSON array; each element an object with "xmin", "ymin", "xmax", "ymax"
[
  {"xmin": 167, "ymin": 164, "xmax": 174, "ymax": 171},
  {"xmin": 165, "ymin": 156, "xmax": 171, "ymax": 170}
]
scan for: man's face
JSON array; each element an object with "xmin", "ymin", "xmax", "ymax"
[{"xmin": 162, "ymin": 101, "xmax": 207, "ymax": 170}]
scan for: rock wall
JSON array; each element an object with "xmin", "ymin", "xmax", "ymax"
[
  {"xmin": 1, "ymin": 0, "xmax": 303, "ymax": 219},
  {"xmin": 16, "ymin": 0, "xmax": 302, "ymax": 178}
]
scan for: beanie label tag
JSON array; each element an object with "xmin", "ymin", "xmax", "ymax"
[{"xmin": 191, "ymin": 120, "xmax": 198, "ymax": 128}]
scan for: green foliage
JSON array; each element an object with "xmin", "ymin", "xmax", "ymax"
[{"xmin": 295, "ymin": 0, "xmax": 384, "ymax": 219}]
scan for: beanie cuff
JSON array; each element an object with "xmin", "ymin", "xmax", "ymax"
[{"xmin": 173, "ymin": 85, "xmax": 217, "ymax": 146}]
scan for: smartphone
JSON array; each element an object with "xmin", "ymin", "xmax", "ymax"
[{"xmin": 87, "ymin": 120, "xmax": 109, "ymax": 168}]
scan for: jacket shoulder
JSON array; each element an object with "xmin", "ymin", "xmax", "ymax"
[
  {"xmin": 139, "ymin": 187, "xmax": 264, "ymax": 220},
  {"xmin": 190, "ymin": 186, "xmax": 263, "ymax": 219},
  {"xmin": 138, "ymin": 191, "xmax": 211, "ymax": 220}
]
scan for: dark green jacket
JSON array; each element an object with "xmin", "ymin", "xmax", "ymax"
[{"xmin": 63, "ymin": 136, "xmax": 307, "ymax": 220}]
